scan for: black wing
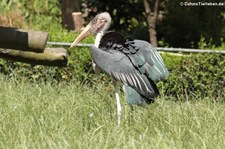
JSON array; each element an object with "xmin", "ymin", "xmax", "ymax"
[{"xmin": 99, "ymin": 31, "xmax": 169, "ymax": 82}]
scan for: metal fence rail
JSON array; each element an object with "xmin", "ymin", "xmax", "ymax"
[
  {"xmin": 47, "ymin": 42, "xmax": 225, "ymax": 55},
  {"xmin": 155, "ymin": 47, "xmax": 225, "ymax": 54}
]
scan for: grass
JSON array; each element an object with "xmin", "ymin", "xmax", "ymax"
[{"xmin": 0, "ymin": 77, "xmax": 225, "ymax": 149}]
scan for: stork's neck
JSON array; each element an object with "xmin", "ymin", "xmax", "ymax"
[{"xmin": 94, "ymin": 31, "xmax": 104, "ymax": 47}]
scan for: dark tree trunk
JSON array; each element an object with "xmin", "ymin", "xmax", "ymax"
[
  {"xmin": 61, "ymin": 0, "xmax": 81, "ymax": 31},
  {"xmin": 143, "ymin": 0, "xmax": 159, "ymax": 47}
]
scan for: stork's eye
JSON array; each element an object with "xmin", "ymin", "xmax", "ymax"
[{"xmin": 100, "ymin": 19, "xmax": 107, "ymax": 22}]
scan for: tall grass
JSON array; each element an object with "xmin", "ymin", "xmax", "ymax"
[{"xmin": 0, "ymin": 77, "xmax": 225, "ymax": 149}]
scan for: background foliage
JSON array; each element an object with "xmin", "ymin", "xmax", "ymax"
[
  {"xmin": 84, "ymin": 0, "xmax": 225, "ymax": 48},
  {"xmin": 158, "ymin": 0, "xmax": 225, "ymax": 48},
  {"xmin": 1, "ymin": 0, "xmax": 224, "ymax": 47},
  {"xmin": 0, "ymin": 0, "xmax": 60, "ymax": 30}
]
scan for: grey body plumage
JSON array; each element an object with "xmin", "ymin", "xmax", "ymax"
[{"xmin": 90, "ymin": 31, "xmax": 169, "ymax": 105}]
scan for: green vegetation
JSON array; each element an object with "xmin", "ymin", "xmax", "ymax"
[
  {"xmin": 0, "ymin": 77, "xmax": 225, "ymax": 148},
  {"xmin": 162, "ymin": 53, "xmax": 225, "ymax": 98},
  {"xmin": 1, "ymin": 23, "xmax": 224, "ymax": 97}
]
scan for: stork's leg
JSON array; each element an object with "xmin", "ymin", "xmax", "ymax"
[{"xmin": 114, "ymin": 81, "xmax": 122, "ymax": 126}]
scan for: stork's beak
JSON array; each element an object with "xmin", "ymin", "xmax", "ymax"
[{"xmin": 70, "ymin": 24, "xmax": 92, "ymax": 48}]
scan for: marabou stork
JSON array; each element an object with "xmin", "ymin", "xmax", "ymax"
[{"xmin": 70, "ymin": 12, "xmax": 169, "ymax": 126}]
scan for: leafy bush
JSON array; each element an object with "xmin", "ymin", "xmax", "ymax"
[
  {"xmin": 1, "ymin": 24, "xmax": 224, "ymax": 99},
  {"xmin": 161, "ymin": 53, "xmax": 225, "ymax": 99},
  {"xmin": 1, "ymin": 50, "xmax": 224, "ymax": 100}
]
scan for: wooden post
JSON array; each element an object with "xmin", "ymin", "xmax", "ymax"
[
  {"xmin": 0, "ymin": 26, "xmax": 48, "ymax": 53},
  {"xmin": 72, "ymin": 12, "xmax": 84, "ymax": 32},
  {"xmin": 0, "ymin": 48, "xmax": 68, "ymax": 66}
]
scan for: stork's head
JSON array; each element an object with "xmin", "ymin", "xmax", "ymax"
[{"xmin": 70, "ymin": 12, "xmax": 112, "ymax": 48}]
